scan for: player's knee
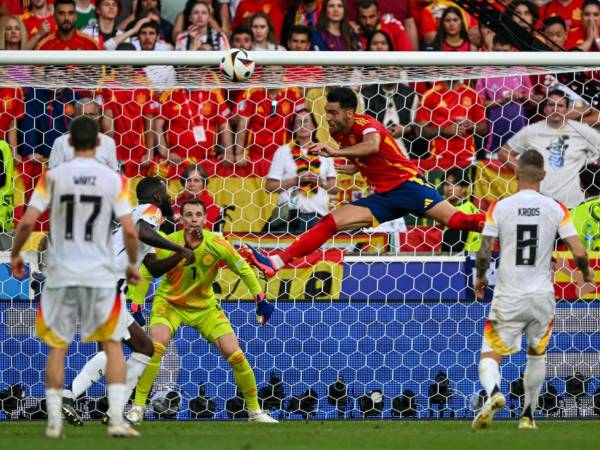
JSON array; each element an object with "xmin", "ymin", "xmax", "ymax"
[{"xmin": 527, "ymin": 346, "xmax": 545, "ymax": 357}]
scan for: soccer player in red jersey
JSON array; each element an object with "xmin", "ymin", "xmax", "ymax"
[
  {"xmin": 36, "ymin": 0, "xmax": 98, "ymax": 50},
  {"xmin": 241, "ymin": 87, "xmax": 487, "ymax": 276}
]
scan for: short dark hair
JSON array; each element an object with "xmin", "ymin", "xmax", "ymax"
[
  {"xmin": 288, "ymin": 24, "xmax": 310, "ymax": 40},
  {"xmin": 54, "ymin": 0, "xmax": 76, "ymax": 8},
  {"xmin": 580, "ymin": 164, "xmax": 600, "ymax": 196},
  {"xmin": 366, "ymin": 29, "xmax": 394, "ymax": 51},
  {"xmin": 584, "ymin": 0, "xmax": 600, "ymax": 10},
  {"xmin": 507, "ymin": 0, "xmax": 539, "ymax": 23},
  {"xmin": 181, "ymin": 164, "xmax": 209, "ymax": 188},
  {"xmin": 180, "ymin": 198, "xmax": 206, "ymax": 215},
  {"xmin": 138, "ymin": 19, "xmax": 160, "ymax": 36},
  {"xmin": 493, "ymin": 34, "xmax": 513, "ymax": 47},
  {"xmin": 543, "ymin": 15, "xmax": 566, "ymax": 30},
  {"xmin": 445, "ymin": 167, "xmax": 470, "ymax": 187},
  {"xmin": 69, "ymin": 116, "xmax": 98, "ymax": 151},
  {"xmin": 116, "ymin": 42, "xmax": 136, "ymax": 51},
  {"xmin": 231, "ymin": 25, "xmax": 252, "ymax": 40},
  {"xmin": 327, "ymin": 87, "xmax": 358, "ymax": 111},
  {"xmin": 356, "ymin": 0, "xmax": 379, "ymax": 11},
  {"xmin": 546, "ymin": 88, "xmax": 571, "ymax": 107},
  {"xmin": 518, "ymin": 149, "xmax": 545, "ymax": 182},
  {"xmin": 136, "ymin": 177, "xmax": 165, "ymax": 201}
]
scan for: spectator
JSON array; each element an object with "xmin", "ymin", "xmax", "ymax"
[
  {"xmin": 234, "ymin": 87, "xmax": 305, "ymax": 176},
  {"xmin": 75, "ymin": 0, "xmax": 96, "ymax": 30},
  {"xmin": 19, "ymin": 69, "xmax": 81, "ymax": 199},
  {"xmin": 499, "ymin": 89, "xmax": 600, "ymax": 207},
  {"xmin": 265, "ymin": 109, "xmax": 337, "ymax": 234},
  {"xmin": 478, "ymin": 21, "xmax": 495, "ymax": 51},
  {"xmin": 418, "ymin": 1, "xmax": 477, "ymax": 48},
  {"xmin": 542, "ymin": 15, "xmax": 568, "ymax": 50},
  {"xmin": 120, "ymin": 0, "xmax": 174, "ymax": 45},
  {"xmin": 171, "ymin": 0, "xmax": 227, "ymax": 44},
  {"xmin": 82, "ymin": 0, "xmax": 132, "ymax": 50},
  {"xmin": 0, "ymin": 1, "xmax": 25, "ymax": 15},
  {"xmin": 571, "ymin": 0, "xmax": 600, "ymax": 51},
  {"xmin": 97, "ymin": 42, "xmax": 156, "ymax": 178},
  {"xmin": 361, "ymin": 30, "xmax": 418, "ymax": 156},
  {"xmin": 571, "ymin": 163, "xmax": 600, "ymax": 250},
  {"xmin": 355, "ymin": 0, "xmax": 413, "ymax": 51},
  {"xmin": 541, "ymin": 0, "xmax": 583, "ymax": 31},
  {"xmin": 506, "ymin": 0, "xmax": 539, "ymax": 30},
  {"xmin": 135, "ymin": 20, "xmax": 177, "ymax": 84},
  {"xmin": 230, "ymin": 0, "xmax": 286, "ymax": 43},
  {"xmin": 171, "ymin": 163, "xmax": 219, "ymax": 230},
  {"xmin": 286, "ymin": 23, "xmax": 312, "ymax": 50},
  {"xmin": 416, "ymin": 79, "xmax": 487, "ymax": 182},
  {"xmin": 429, "ymin": 6, "xmax": 476, "ymax": 51},
  {"xmin": 175, "ymin": 1, "xmax": 228, "ymax": 51},
  {"xmin": 281, "ymin": 0, "xmax": 321, "ymax": 45},
  {"xmin": 49, "ymin": 97, "xmax": 118, "ymax": 170},
  {"xmin": 0, "ymin": 139, "xmax": 15, "ymax": 250},
  {"xmin": 312, "ymin": 0, "xmax": 361, "ymax": 51},
  {"xmin": 20, "ymin": 0, "xmax": 56, "ymax": 38},
  {"xmin": 475, "ymin": 34, "xmax": 533, "ymax": 153},
  {"xmin": 441, "ymin": 167, "xmax": 481, "ymax": 253},
  {"xmin": 250, "ymin": 11, "xmax": 285, "ymax": 51},
  {"xmin": 0, "ymin": 83, "xmax": 24, "ymax": 164},
  {"xmin": 36, "ymin": 0, "xmax": 99, "ymax": 50},
  {"xmin": 230, "ymin": 24, "xmax": 253, "ymax": 50}
]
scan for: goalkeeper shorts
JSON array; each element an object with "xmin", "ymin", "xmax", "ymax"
[
  {"xmin": 481, "ymin": 293, "xmax": 555, "ymax": 356},
  {"xmin": 150, "ymin": 296, "xmax": 234, "ymax": 343},
  {"xmin": 36, "ymin": 286, "xmax": 129, "ymax": 348}
]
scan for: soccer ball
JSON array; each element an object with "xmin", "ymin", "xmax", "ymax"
[{"xmin": 219, "ymin": 48, "xmax": 255, "ymax": 82}]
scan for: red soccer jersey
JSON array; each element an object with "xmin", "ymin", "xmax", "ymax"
[
  {"xmin": 173, "ymin": 190, "xmax": 219, "ymax": 231},
  {"xmin": 20, "ymin": 9, "xmax": 57, "ymax": 38},
  {"xmin": 36, "ymin": 29, "xmax": 99, "ymax": 50},
  {"xmin": 331, "ymin": 114, "xmax": 421, "ymax": 193},
  {"xmin": 416, "ymin": 82, "xmax": 486, "ymax": 171},
  {"xmin": 231, "ymin": 0, "xmax": 286, "ymax": 41},
  {"xmin": 0, "ymin": 87, "xmax": 25, "ymax": 142},
  {"xmin": 419, "ymin": 1, "xmax": 477, "ymax": 37},
  {"xmin": 359, "ymin": 16, "xmax": 414, "ymax": 51},
  {"xmin": 542, "ymin": 0, "xmax": 583, "ymax": 29},
  {"xmin": 96, "ymin": 87, "xmax": 155, "ymax": 177},
  {"xmin": 237, "ymin": 87, "xmax": 305, "ymax": 175}
]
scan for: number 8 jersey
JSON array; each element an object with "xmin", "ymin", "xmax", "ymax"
[
  {"xmin": 29, "ymin": 158, "xmax": 132, "ymax": 288},
  {"xmin": 482, "ymin": 189, "xmax": 577, "ymax": 298}
]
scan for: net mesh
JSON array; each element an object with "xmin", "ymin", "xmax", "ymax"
[{"xmin": 0, "ymin": 61, "xmax": 600, "ymax": 421}]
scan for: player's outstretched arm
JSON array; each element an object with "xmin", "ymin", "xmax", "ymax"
[
  {"xmin": 564, "ymin": 235, "xmax": 594, "ymax": 282},
  {"xmin": 10, "ymin": 206, "xmax": 42, "ymax": 278},
  {"xmin": 474, "ymin": 235, "xmax": 495, "ymax": 299},
  {"xmin": 142, "ymin": 252, "xmax": 187, "ymax": 278},
  {"xmin": 137, "ymin": 220, "xmax": 195, "ymax": 264}
]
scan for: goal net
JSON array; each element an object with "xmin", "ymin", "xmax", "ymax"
[{"xmin": 1, "ymin": 51, "xmax": 599, "ymax": 421}]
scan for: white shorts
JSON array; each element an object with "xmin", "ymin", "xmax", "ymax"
[
  {"xmin": 36, "ymin": 286, "xmax": 129, "ymax": 348},
  {"xmin": 481, "ymin": 293, "xmax": 555, "ymax": 356}
]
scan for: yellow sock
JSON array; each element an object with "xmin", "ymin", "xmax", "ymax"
[
  {"xmin": 134, "ymin": 341, "xmax": 166, "ymax": 407},
  {"xmin": 227, "ymin": 350, "xmax": 259, "ymax": 410}
]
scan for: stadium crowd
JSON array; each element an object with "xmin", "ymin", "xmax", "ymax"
[{"xmin": 1, "ymin": 0, "xmax": 600, "ymax": 247}]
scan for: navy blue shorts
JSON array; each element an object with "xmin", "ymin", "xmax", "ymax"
[{"xmin": 352, "ymin": 176, "xmax": 444, "ymax": 224}]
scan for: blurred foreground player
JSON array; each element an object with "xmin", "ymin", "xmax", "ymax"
[
  {"xmin": 62, "ymin": 177, "xmax": 194, "ymax": 425},
  {"xmin": 127, "ymin": 199, "xmax": 276, "ymax": 424},
  {"xmin": 241, "ymin": 87, "xmax": 485, "ymax": 275},
  {"xmin": 473, "ymin": 149, "xmax": 593, "ymax": 430},
  {"xmin": 10, "ymin": 116, "xmax": 141, "ymax": 438}
]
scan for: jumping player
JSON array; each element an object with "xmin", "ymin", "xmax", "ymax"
[{"xmin": 241, "ymin": 87, "xmax": 486, "ymax": 275}]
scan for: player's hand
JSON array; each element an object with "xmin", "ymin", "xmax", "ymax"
[
  {"xmin": 583, "ymin": 267, "xmax": 595, "ymax": 283},
  {"xmin": 180, "ymin": 247, "xmax": 195, "ymax": 265},
  {"xmin": 474, "ymin": 276, "xmax": 488, "ymax": 300},
  {"xmin": 39, "ymin": 21, "xmax": 51, "ymax": 37},
  {"xmin": 334, "ymin": 162, "xmax": 359, "ymax": 175},
  {"xmin": 255, "ymin": 292, "xmax": 274, "ymax": 325},
  {"xmin": 307, "ymin": 143, "xmax": 338, "ymax": 158},
  {"xmin": 10, "ymin": 254, "xmax": 25, "ymax": 279},
  {"xmin": 298, "ymin": 171, "xmax": 319, "ymax": 185},
  {"xmin": 387, "ymin": 123, "xmax": 404, "ymax": 138},
  {"xmin": 126, "ymin": 266, "xmax": 142, "ymax": 286},
  {"xmin": 129, "ymin": 303, "xmax": 146, "ymax": 327}
]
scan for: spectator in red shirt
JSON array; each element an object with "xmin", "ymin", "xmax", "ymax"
[
  {"xmin": 569, "ymin": 0, "xmax": 600, "ymax": 50},
  {"xmin": 231, "ymin": 0, "xmax": 286, "ymax": 42},
  {"xmin": 355, "ymin": 0, "xmax": 413, "ymax": 51},
  {"xmin": 0, "ymin": 15, "xmax": 29, "ymax": 49},
  {"xmin": 428, "ymin": 6, "xmax": 476, "ymax": 51},
  {"xmin": 543, "ymin": 15, "xmax": 569, "ymax": 50},
  {"xmin": 20, "ymin": 0, "xmax": 56, "ymax": 39},
  {"xmin": 416, "ymin": 80, "xmax": 488, "ymax": 178},
  {"xmin": 36, "ymin": 0, "xmax": 99, "ymax": 49},
  {"xmin": 0, "ymin": 0, "xmax": 26, "ymax": 16},
  {"xmin": 418, "ymin": 1, "xmax": 477, "ymax": 48},
  {"xmin": 233, "ymin": 88, "xmax": 305, "ymax": 177},
  {"xmin": 312, "ymin": 0, "xmax": 361, "ymax": 50},
  {"xmin": 171, "ymin": 164, "xmax": 220, "ymax": 231},
  {"xmin": 542, "ymin": 0, "xmax": 584, "ymax": 30}
]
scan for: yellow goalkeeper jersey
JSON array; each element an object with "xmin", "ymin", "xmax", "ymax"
[{"xmin": 155, "ymin": 230, "xmax": 262, "ymax": 309}]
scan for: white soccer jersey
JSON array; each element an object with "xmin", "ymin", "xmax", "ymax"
[
  {"xmin": 49, "ymin": 132, "xmax": 119, "ymax": 171},
  {"xmin": 112, "ymin": 203, "xmax": 164, "ymax": 277},
  {"xmin": 29, "ymin": 158, "xmax": 131, "ymax": 288},
  {"xmin": 482, "ymin": 189, "xmax": 577, "ymax": 298}
]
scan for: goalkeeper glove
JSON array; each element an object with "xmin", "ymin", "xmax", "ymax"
[
  {"xmin": 255, "ymin": 292, "xmax": 274, "ymax": 325},
  {"xmin": 129, "ymin": 303, "xmax": 146, "ymax": 327}
]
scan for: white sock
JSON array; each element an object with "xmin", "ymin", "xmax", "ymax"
[
  {"xmin": 479, "ymin": 358, "xmax": 501, "ymax": 398},
  {"xmin": 124, "ymin": 353, "xmax": 151, "ymax": 402},
  {"xmin": 523, "ymin": 354, "xmax": 546, "ymax": 417},
  {"xmin": 108, "ymin": 383, "xmax": 127, "ymax": 425},
  {"xmin": 46, "ymin": 388, "xmax": 63, "ymax": 428},
  {"xmin": 271, "ymin": 255, "xmax": 285, "ymax": 270},
  {"xmin": 71, "ymin": 351, "xmax": 107, "ymax": 398}
]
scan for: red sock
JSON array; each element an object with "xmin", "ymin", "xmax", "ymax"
[
  {"xmin": 280, "ymin": 213, "xmax": 338, "ymax": 264},
  {"xmin": 446, "ymin": 211, "xmax": 486, "ymax": 232}
]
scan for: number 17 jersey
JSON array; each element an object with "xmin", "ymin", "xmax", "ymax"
[
  {"xmin": 482, "ymin": 189, "xmax": 577, "ymax": 298},
  {"xmin": 29, "ymin": 158, "xmax": 131, "ymax": 288}
]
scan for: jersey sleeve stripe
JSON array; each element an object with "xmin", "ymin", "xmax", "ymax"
[
  {"xmin": 33, "ymin": 172, "xmax": 49, "ymax": 198},
  {"xmin": 556, "ymin": 200, "xmax": 573, "ymax": 225},
  {"xmin": 117, "ymin": 175, "xmax": 129, "ymax": 202},
  {"xmin": 362, "ymin": 127, "xmax": 378, "ymax": 135},
  {"xmin": 485, "ymin": 201, "xmax": 497, "ymax": 225}
]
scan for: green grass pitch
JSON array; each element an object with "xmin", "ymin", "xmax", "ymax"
[{"xmin": 2, "ymin": 420, "xmax": 598, "ymax": 450}]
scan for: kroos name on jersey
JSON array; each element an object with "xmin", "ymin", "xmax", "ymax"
[{"xmin": 518, "ymin": 207, "xmax": 540, "ymax": 217}]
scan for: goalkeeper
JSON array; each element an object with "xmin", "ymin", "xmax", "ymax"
[{"xmin": 127, "ymin": 198, "xmax": 277, "ymax": 424}]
